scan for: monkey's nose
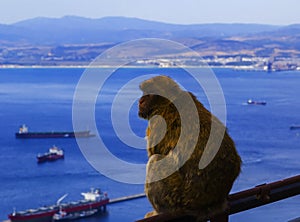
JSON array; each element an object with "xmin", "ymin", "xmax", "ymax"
[{"xmin": 139, "ymin": 97, "xmax": 145, "ymax": 105}]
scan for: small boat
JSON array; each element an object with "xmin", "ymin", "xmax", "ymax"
[
  {"xmin": 247, "ymin": 99, "xmax": 267, "ymax": 105},
  {"xmin": 37, "ymin": 146, "xmax": 64, "ymax": 163},
  {"xmin": 8, "ymin": 188, "xmax": 109, "ymax": 222},
  {"xmin": 16, "ymin": 124, "xmax": 95, "ymax": 139},
  {"xmin": 52, "ymin": 208, "xmax": 99, "ymax": 221},
  {"xmin": 290, "ymin": 125, "xmax": 300, "ymax": 130}
]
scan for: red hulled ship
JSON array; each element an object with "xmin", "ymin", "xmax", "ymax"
[
  {"xmin": 8, "ymin": 188, "xmax": 109, "ymax": 222},
  {"xmin": 37, "ymin": 146, "xmax": 64, "ymax": 163}
]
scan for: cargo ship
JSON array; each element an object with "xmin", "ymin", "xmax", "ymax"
[
  {"xmin": 15, "ymin": 124, "xmax": 95, "ymax": 139},
  {"xmin": 290, "ymin": 125, "xmax": 300, "ymax": 130},
  {"xmin": 8, "ymin": 188, "xmax": 109, "ymax": 222},
  {"xmin": 247, "ymin": 99, "xmax": 267, "ymax": 105}
]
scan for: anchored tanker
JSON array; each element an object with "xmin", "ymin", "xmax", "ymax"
[
  {"xmin": 15, "ymin": 124, "xmax": 95, "ymax": 139},
  {"xmin": 8, "ymin": 188, "xmax": 109, "ymax": 222}
]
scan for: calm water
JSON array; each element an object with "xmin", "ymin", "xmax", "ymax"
[{"xmin": 0, "ymin": 67, "xmax": 300, "ymax": 221}]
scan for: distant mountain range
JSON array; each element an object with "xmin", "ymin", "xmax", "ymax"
[
  {"xmin": 0, "ymin": 16, "xmax": 299, "ymax": 45},
  {"xmin": 0, "ymin": 16, "xmax": 300, "ymax": 66}
]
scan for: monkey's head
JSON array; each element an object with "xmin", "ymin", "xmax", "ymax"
[{"xmin": 138, "ymin": 76, "xmax": 182, "ymax": 120}]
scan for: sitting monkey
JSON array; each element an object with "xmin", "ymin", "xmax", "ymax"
[{"xmin": 138, "ymin": 75, "xmax": 241, "ymax": 221}]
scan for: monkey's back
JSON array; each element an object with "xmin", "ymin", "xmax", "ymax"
[{"xmin": 145, "ymin": 94, "xmax": 241, "ymax": 217}]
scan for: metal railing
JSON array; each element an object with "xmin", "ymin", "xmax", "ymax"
[{"xmin": 136, "ymin": 174, "xmax": 300, "ymax": 222}]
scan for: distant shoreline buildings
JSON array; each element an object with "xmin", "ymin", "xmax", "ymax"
[
  {"xmin": 2, "ymin": 51, "xmax": 299, "ymax": 72},
  {"xmin": 1, "ymin": 17, "xmax": 300, "ymax": 71}
]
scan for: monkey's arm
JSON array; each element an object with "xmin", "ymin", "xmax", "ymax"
[{"xmin": 145, "ymin": 152, "xmax": 185, "ymax": 216}]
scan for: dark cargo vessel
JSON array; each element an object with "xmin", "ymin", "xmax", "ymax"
[{"xmin": 15, "ymin": 124, "xmax": 94, "ymax": 139}]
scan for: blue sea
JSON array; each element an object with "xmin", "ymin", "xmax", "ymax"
[{"xmin": 0, "ymin": 67, "xmax": 300, "ymax": 222}]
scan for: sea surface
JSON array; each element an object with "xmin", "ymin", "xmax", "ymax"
[{"xmin": 0, "ymin": 67, "xmax": 300, "ymax": 222}]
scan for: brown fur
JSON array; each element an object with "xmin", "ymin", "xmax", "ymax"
[{"xmin": 138, "ymin": 76, "xmax": 241, "ymax": 220}]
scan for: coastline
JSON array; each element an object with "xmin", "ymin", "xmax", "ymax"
[{"xmin": 0, "ymin": 64, "xmax": 299, "ymax": 72}]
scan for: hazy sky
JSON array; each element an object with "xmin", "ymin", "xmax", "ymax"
[{"xmin": 0, "ymin": 0, "xmax": 299, "ymax": 25}]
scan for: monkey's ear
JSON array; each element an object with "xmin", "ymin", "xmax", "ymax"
[{"xmin": 139, "ymin": 75, "xmax": 182, "ymax": 101}]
